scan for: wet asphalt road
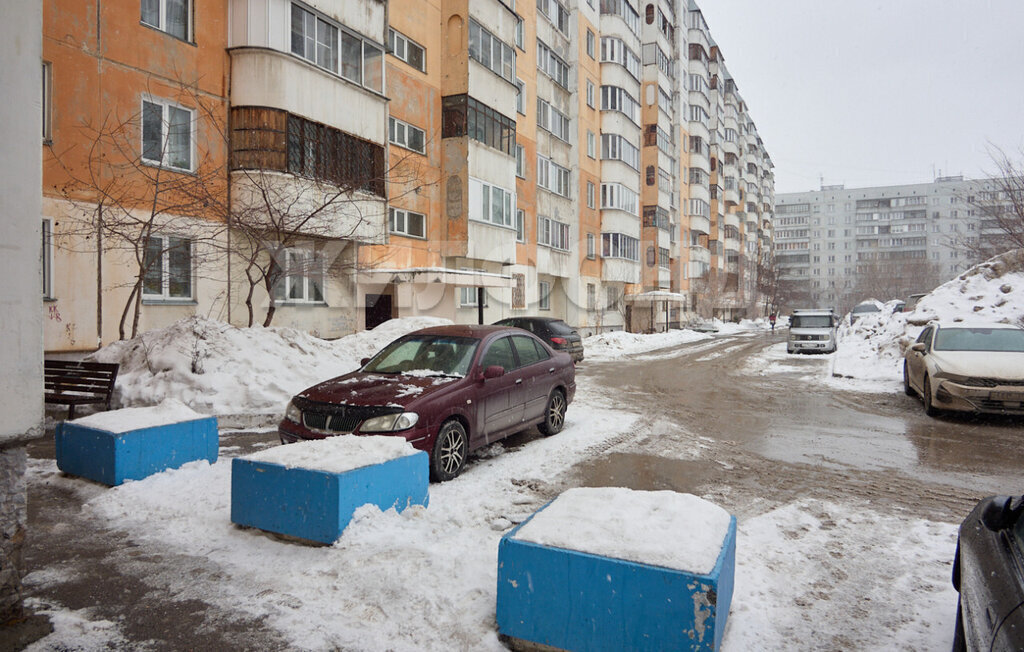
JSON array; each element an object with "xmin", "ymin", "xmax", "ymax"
[{"xmin": 19, "ymin": 330, "xmax": 1024, "ymax": 649}]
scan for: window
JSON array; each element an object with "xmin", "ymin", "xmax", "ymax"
[
  {"xmin": 143, "ymin": 235, "xmax": 193, "ymax": 300},
  {"xmin": 537, "ymin": 40, "xmax": 570, "ymax": 89},
  {"xmin": 469, "ymin": 178, "xmax": 515, "ymax": 227},
  {"xmin": 469, "ymin": 19, "xmax": 516, "ymax": 83},
  {"xmin": 586, "ymin": 233, "xmax": 596, "ymax": 259},
  {"xmin": 599, "ymin": 0, "xmax": 640, "ymax": 36},
  {"xmin": 538, "ymin": 215, "xmax": 570, "ymax": 250},
  {"xmin": 291, "ymin": 3, "xmax": 384, "ymax": 93},
  {"xmin": 231, "ymin": 107, "xmax": 385, "ymax": 195},
  {"xmin": 389, "ymin": 207, "xmax": 426, "ymax": 238},
  {"xmin": 536, "ymin": 99, "xmax": 570, "ymax": 142},
  {"xmin": 459, "ymin": 271, "xmax": 489, "ymax": 307},
  {"xmin": 441, "ymin": 94, "xmax": 516, "ymax": 156},
  {"xmin": 516, "ymin": 78, "xmax": 526, "ymax": 115},
  {"xmin": 601, "ymin": 232, "xmax": 640, "ymax": 261},
  {"xmin": 586, "ymin": 80, "xmax": 595, "ymax": 108},
  {"xmin": 515, "ymin": 143, "xmax": 525, "ymax": 178},
  {"xmin": 42, "ymin": 219, "xmax": 53, "ymax": 299},
  {"xmin": 272, "ymin": 247, "xmax": 324, "ymax": 303},
  {"xmin": 659, "ymin": 247, "xmax": 669, "ymax": 268},
  {"xmin": 539, "ymin": 281, "xmax": 551, "ymax": 310},
  {"xmin": 514, "ymin": 15, "xmax": 524, "ymax": 50},
  {"xmin": 538, "ymin": 0, "xmax": 569, "ymax": 34},
  {"xmin": 142, "ymin": 98, "xmax": 194, "ymax": 171},
  {"xmin": 600, "ymin": 37, "xmax": 640, "ymax": 80},
  {"xmin": 537, "ymin": 156, "xmax": 570, "ymax": 198},
  {"xmin": 587, "ymin": 131, "xmax": 595, "ymax": 158},
  {"xmin": 601, "ymin": 182, "xmax": 639, "ymax": 215},
  {"xmin": 586, "ymin": 29, "xmax": 595, "ymax": 58},
  {"xmin": 601, "ymin": 133, "xmax": 640, "ymax": 171},
  {"xmin": 587, "ymin": 181, "xmax": 595, "ymax": 209},
  {"xmin": 516, "ymin": 209, "xmax": 526, "ymax": 242},
  {"xmin": 388, "ymin": 28, "xmax": 425, "ymax": 72},
  {"xmin": 600, "ymin": 85, "xmax": 640, "ymax": 124},
  {"xmin": 388, "ymin": 117, "xmax": 425, "ymax": 154},
  {"xmin": 42, "ymin": 62, "xmax": 52, "ymax": 143},
  {"xmin": 141, "ymin": 0, "xmax": 191, "ymax": 41}
]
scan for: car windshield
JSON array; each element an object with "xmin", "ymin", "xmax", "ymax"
[
  {"xmin": 791, "ymin": 315, "xmax": 832, "ymax": 328},
  {"xmin": 932, "ymin": 327, "xmax": 1024, "ymax": 352},
  {"xmin": 853, "ymin": 305, "xmax": 880, "ymax": 314},
  {"xmin": 362, "ymin": 335, "xmax": 479, "ymax": 376}
]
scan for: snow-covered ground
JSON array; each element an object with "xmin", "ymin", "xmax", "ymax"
[
  {"xmin": 24, "ymin": 307, "xmax": 970, "ymax": 650},
  {"xmin": 27, "ymin": 253, "xmax": 1019, "ymax": 649}
]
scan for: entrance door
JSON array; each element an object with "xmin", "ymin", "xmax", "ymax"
[{"xmin": 365, "ymin": 294, "xmax": 392, "ymax": 330}]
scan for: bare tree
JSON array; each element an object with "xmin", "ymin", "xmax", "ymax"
[
  {"xmin": 226, "ymin": 108, "xmax": 439, "ymax": 327},
  {"xmin": 755, "ymin": 248, "xmax": 783, "ymax": 315},
  {"xmin": 46, "ymin": 79, "xmax": 228, "ymax": 339},
  {"xmin": 953, "ymin": 147, "xmax": 1024, "ymax": 264},
  {"xmin": 851, "ymin": 256, "xmax": 944, "ymax": 306}
]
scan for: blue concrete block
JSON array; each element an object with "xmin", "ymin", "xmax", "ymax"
[
  {"xmin": 230, "ymin": 451, "xmax": 429, "ymax": 544},
  {"xmin": 55, "ymin": 417, "xmax": 219, "ymax": 486},
  {"xmin": 497, "ymin": 506, "xmax": 737, "ymax": 651}
]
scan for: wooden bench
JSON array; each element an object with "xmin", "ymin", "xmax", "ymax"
[{"xmin": 44, "ymin": 360, "xmax": 119, "ymax": 420}]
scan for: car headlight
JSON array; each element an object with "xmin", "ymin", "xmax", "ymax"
[
  {"xmin": 284, "ymin": 400, "xmax": 302, "ymax": 424},
  {"xmin": 360, "ymin": 412, "xmax": 419, "ymax": 432}
]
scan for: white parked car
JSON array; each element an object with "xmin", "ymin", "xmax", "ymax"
[{"xmin": 903, "ymin": 321, "xmax": 1024, "ymax": 416}]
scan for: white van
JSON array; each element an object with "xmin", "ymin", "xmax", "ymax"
[{"xmin": 787, "ymin": 309, "xmax": 838, "ymax": 354}]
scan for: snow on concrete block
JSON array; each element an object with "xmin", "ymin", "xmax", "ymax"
[
  {"xmin": 230, "ymin": 436, "xmax": 429, "ymax": 545},
  {"xmin": 55, "ymin": 401, "xmax": 218, "ymax": 487},
  {"xmin": 497, "ymin": 487, "xmax": 736, "ymax": 651}
]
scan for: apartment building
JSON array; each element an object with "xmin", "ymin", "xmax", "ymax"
[
  {"xmin": 40, "ymin": 0, "xmax": 774, "ymax": 352},
  {"xmin": 775, "ymin": 176, "xmax": 999, "ymax": 311}
]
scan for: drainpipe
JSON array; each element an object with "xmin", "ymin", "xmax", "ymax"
[
  {"xmin": 96, "ymin": 203, "xmax": 102, "ymax": 348},
  {"xmin": 477, "ymin": 287, "xmax": 484, "ymax": 325}
]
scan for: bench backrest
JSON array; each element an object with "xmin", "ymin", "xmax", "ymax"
[{"xmin": 44, "ymin": 360, "xmax": 119, "ymax": 397}]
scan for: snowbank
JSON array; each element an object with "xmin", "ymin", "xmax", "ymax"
[
  {"xmin": 583, "ymin": 328, "xmax": 712, "ymax": 360},
  {"xmin": 89, "ymin": 316, "xmax": 451, "ymax": 416},
  {"xmin": 831, "ymin": 249, "xmax": 1024, "ymax": 382}
]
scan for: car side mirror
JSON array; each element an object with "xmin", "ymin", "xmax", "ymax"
[
  {"xmin": 483, "ymin": 365, "xmax": 505, "ymax": 380},
  {"xmin": 360, "ymin": 357, "xmax": 371, "ymax": 367},
  {"xmin": 980, "ymin": 495, "xmax": 1024, "ymax": 531},
  {"xmin": 910, "ymin": 343, "xmax": 926, "ymax": 353}
]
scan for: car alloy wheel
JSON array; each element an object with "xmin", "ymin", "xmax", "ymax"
[
  {"xmin": 430, "ymin": 419, "xmax": 467, "ymax": 482},
  {"xmin": 903, "ymin": 360, "xmax": 915, "ymax": 396},
  {"xmin": 538, "ymin": 389, "xmax": 566, "ymax": 436},
  {"xmin": 923, "ymin": 375, "xmax": 938, "ymax": 417}
]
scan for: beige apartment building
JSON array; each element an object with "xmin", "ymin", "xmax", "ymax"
[{"xmin": 40, "ymin": 0, "xmax": 774, "ymax": 352}]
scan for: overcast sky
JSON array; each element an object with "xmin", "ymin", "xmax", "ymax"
[{"xmin": 693, "ymin": 0, "xmax": 1024, "ymax": 194}]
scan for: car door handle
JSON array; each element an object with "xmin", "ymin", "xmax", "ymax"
[{"xmin": 515, "ymin": 378, "xmax": 523, "ymax": 384}]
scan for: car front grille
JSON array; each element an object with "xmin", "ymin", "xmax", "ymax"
[
  {"xmin": 293, "ymin": 397, "xmax": 402, "ymax": 433},
  {"xmin": 961, "ymin": 377, "xmax": 1024, "ymax": 388}
]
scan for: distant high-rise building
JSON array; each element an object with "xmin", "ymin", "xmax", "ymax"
[{"xmin": 775, "ymin": 176, "xmax": 1007, "ymax": 311}]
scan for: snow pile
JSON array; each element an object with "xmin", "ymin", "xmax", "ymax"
[
  {"xmin": 71, "ymin": 399, "xmax": 205, "ymax": 433},
  {"xmin": 831, "ymin": 249, "xmax": 1024, "ymax": 383},
  {"xmin": 583, "ymin": 329, "xmax": 712, "ymax": 360},
  {"xmin": 831, "ymin": 300, "xmax": 908, "ymax": 382},
  {"xmin": 243, "ymin": 435, "xmax": 419, "ymax": 474},
  {"xmin": 908, "ymin": 248, "xmax": 1024, "ymax": 328},
  {"xmin": 513, "ymin": 488, "xmax": 732, "ymax": 574},
  {"xmin": 89, "ymin": 316, "xmax": 451, "ymax": 416}
]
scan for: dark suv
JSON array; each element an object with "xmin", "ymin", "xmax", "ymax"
[{"xmin": 493, "ymin": 317, "xmax": 584, "ymax": 363}]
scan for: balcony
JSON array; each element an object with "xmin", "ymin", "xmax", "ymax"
[{"xmin": 688, "ymin": 214, "xmax": 711, "ymax": 235}]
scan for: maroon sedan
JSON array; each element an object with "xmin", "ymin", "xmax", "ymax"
[{"xmin": 279, "ymin": 325, "xmax": 576, "ymax": 481}]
